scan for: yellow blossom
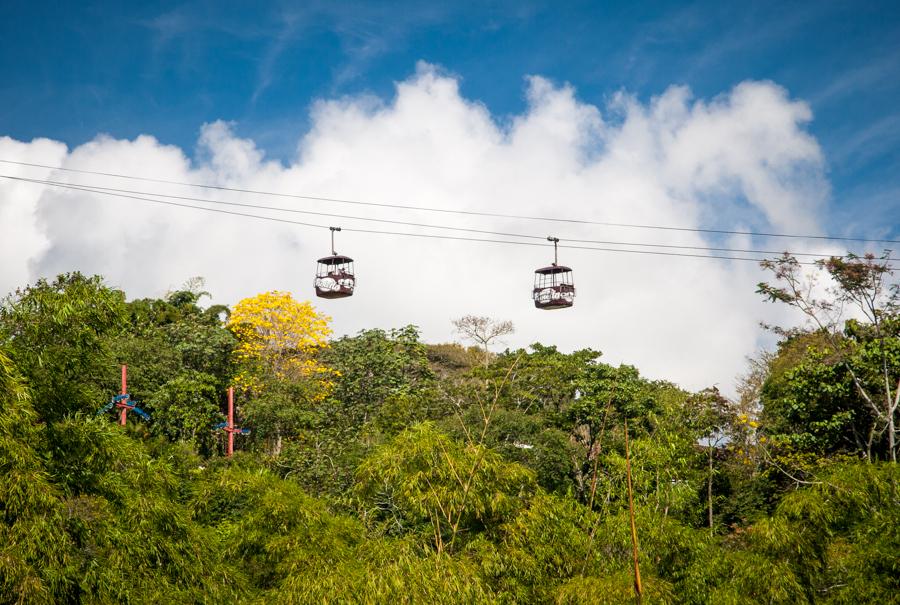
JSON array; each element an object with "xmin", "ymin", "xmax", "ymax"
[{"xmin": 227, "ymin": 291, "xmax": 337, "ymax": 399}]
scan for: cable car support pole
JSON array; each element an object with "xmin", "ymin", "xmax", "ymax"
[
  {"xmin": 330, "ymin": 226, "xmax": 341, "ymax": 255},
  {"xmin": 217, "ymin": 387, "xmax": 249, "ymax": 456},
  {"xmin": 120, "ymin": 365, "xmax": 127, "ymax": 426},
  {"xmin": 548, "ymin": 236, "xmax": 559, "ymax": 266},
  {"xmin": 227, "ymin": 387, "xmax": 235, "ymax": 457}
]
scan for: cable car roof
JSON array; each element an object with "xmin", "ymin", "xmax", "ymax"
[
  {"xmin": 534, "ymin": 264, "xmax": 572, "ymax": 275},
  {"xmin": 317, "ymin": 254, "xmax": 354, "ymax": 265}
]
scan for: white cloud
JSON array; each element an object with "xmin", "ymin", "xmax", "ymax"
[{"xmin": 0, "ymin": 64, "xmax": 834, "ymax": 394}]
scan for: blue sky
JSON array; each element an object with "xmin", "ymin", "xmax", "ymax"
[
  {"xmin": 2, "ymin": 1, "xmax": 899, "ymax": 389},
  {"xmin": 2, "ymin": 0, "xmax": 899, "ymax": 236},
  {"xmin": 0, "ymin": 1, "xmax": 900, "ymax": 201},
  {"xmin": 0, "ymin": 1, "xmax": 900, "ymax": 208}
]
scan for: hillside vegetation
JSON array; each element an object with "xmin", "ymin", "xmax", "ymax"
[{"xmin": 1, "ymin": 259, "xmax": 897, "ymax": 604}]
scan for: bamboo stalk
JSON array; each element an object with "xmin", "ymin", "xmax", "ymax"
[{"xmin": 625, "ymin": 419, "xmax": 643, "ymax": 603}]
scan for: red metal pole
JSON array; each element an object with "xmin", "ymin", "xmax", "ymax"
[
  {"xmin": 227, "ymin": 387, "xmax": 234, "ymax": 457},
  {"xmin": 120, "ymin": 365, "xmax": 127, "ymax": 426}
]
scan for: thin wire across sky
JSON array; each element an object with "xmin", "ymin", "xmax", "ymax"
[{"xmin": 0, "ymin": 158, "xmax": 896, "ymax": 269}]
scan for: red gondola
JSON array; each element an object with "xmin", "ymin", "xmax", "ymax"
[
  {"xmin": 315, "ymin": 227, "xmax": 355, "ymax": 299},
  {"xmin": 533, "ymin": 237, "xmax": 575, "ymax": 310}
]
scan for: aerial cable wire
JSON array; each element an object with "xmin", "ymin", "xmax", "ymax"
[
  {"xmin": 1, "ymin": 158, "xmax": 897, "ymax": 245},
  {"xmin": 4, "ymin": 175, "xmax": 888, "ymax": 268},
  {"xmin": 1, "ymin": 174, "xmax": 892, "ymax": 261},
  {"xmin": 3, "ymin": 175, "xmax": 328, "ymax": 229}
]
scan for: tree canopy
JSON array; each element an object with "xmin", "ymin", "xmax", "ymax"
[{"xmin": 0, "ymin": 262, "xmax": 897, "ymax": 604}]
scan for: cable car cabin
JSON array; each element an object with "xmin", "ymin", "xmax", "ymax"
[
  {"xmin": 533, "ymin": 264, "xmax": 575, "ymax": 309},
  {"xmin": 532, "ymin": 236, "xmax": 575, "ymax": 310},
  {"xmin": 315, "ymin": 255, "xmax": 355, "ymax": 299}
]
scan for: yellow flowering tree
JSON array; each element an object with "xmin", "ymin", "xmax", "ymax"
[
  {"xmin": 227, "ymin": 292, "xmax": 337, "ymax": 454},
  {"xmin": 228, "ymin": 291, "xmax": 334, "ymax": 390}
]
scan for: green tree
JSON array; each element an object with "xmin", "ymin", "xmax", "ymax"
[
  {"xmin": 114, "ymin": 284, "xmax": 235, "ymax": 405},
  {"xmin": 458, "ymin": 345, "xmax": 601, "ymax": 496},
  {"xmin": 279, "ymin": 538, "xmax": 498, "ymax": 604},
  {"xmin": 355, "ymin": 422, "xmax": 537, "ymax": 552},
  {"xmin": 760, "ymin": 333, "xmax": 865, "ymax": 458},
  {"xmin": 0, "ymin": 273, "xmax": 126, "ymax": 422},
  {"xmin": 274, "ymin": 326, "xmax": 441, "ymax": 497},
  {"xmin": 146, "ymin": 371, "xmax": 223, "ymax": 456},
  {"xmin": 0, "ymin": 348, "xmax": 75, "ymax": 603},
  {"xmin": 323, "ymin": 325, "xmax": 435, "ymax": 426},
  {"xmin": 688, "ymin": 388, "xmax": 733, "ymax": 532},
  {"xmin": 474, "ymin": 493, "xmax": 604, "ymax": 601},
  {"xmin": 713, "ymin": 462, "xmax": 900, "ymax": 603},
  {"xmin": 1, "ymin": 353, "xmax": 240, "ymax": 603},
  {"xmin": 758, "ymin": 253, "xmax": 899, "ymax": 461},
  {"xmin": 191, "ymin": 460, "xmax": 361, "ymax": 594}
]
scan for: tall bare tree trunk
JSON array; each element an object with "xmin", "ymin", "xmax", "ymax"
[
  {"xmin": 889, "ymin": 414, "xmax": 896, "ymax": 463},
  {"xmin": 273, "ymin": 432, "xmax": 283, "ymax": 456}
]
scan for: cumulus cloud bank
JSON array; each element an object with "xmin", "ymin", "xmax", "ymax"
[{"xmin": 0, "ymin": 64, "xmax": 832, "ymax": 392}]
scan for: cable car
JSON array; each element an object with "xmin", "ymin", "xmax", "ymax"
[
  {"xmin": 315, "ymin": 227, "xmax": 355, "ymax": 299},
  {"xmin": 533, "ymin": 236, "xmax": 575, "ymax": 310}
]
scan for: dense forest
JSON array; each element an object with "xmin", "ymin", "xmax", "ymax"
[{"xmin": 1, "ymin": 253, "xmax": 897, "ymax": 604}]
